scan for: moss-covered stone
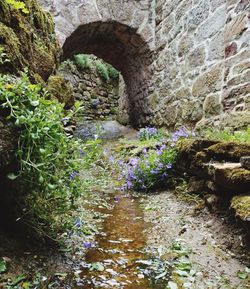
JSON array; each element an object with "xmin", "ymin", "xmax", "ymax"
[
  {"xmin": 0, "ymin": 0, "xmax": 59, "ymax": 81},
  {"xmin": 175, "ymin": 139, "xmax": 218, "ymax": 176},
  {"xmin": 47, "ymin": 75, "xmax": 74, "ymax": 108},
  {"xmin": 213, "ymin": 165, "xmax": 250, "ymax": 192},
  {"xmin": 207, "ymin": 142, "xmax": 250, "ymax": 161},
  {"xmin": 231, "ymin": 195, "xmax": 250, "ymax": 221}
]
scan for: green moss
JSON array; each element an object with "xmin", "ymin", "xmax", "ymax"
[
  {"xmin": 0, "ymin": 0, "xmax": 59, "ymax": 80},
  {"xmin": 47, "ymin": 75, "xmax": 74, "ymax": 108},
  {"xmin": 207, "ymin": 142, "xmax": 250, "ymax": 161},
  {"xmin": 230, "ymin": 168, "xmax": 250, "ymax": 183},
  {"xmin": 231, "ymin": 195, "xmax": 250, "ymax": 221},
  {"xmin": 0, "ymin": 23, "xmax": 23, "ymax": 73}
]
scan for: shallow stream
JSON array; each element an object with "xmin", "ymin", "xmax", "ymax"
[{"xmin": 75, "ymin": 191, "xmax": 163, "ymax": 289}]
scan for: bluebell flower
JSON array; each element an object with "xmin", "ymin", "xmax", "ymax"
[
  {"xmin": 70, "ymin": 171, "xmax": 79, "ymax": 180},
  {"xmin": 83, "ymin": 241, "xmax": 92, "ymax": 249},
  {"xmin": 166, "ymin": 163, "xmax": 172, "ymax": 169},
  {"xmin": 80, "ymin": 149, "xmax": 86, "ymax": 157},
  {"xmin": 75, "ymin": 218, "xmax": 82, "ymax": 228}
]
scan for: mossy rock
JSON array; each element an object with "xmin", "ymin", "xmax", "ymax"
[
  {"xmin": 214, "ymin": 166, "xmax": 250, "ymax": 192},
  {"xmin": 207, "ymin": 142, "xmax": 250, "ymax": 162},
  {"xmin": 231, "ymin": 195, "xmax": 250, "ymax": 221},
  {"xmin": 0, "ymin": 23, "xmax": 24, "ymax": 74},
  {"xmin": 0, "ymin": 0, "xmax": 59, "ymax": 80},
  {"xmin": 47, "ymin": 75, "xmax": 75, "ymax": 109},
  {"xmin": 175, "ymin": 139, "xmax": 218, "ymax": 175}
]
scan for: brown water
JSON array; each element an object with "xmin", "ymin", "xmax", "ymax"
[{"xmin": 76, "ymin": 192, "xmax": 162, "ymax": 289}]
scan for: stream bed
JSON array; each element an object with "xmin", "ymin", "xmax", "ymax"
[{"xmin": 73, "ymin": 191, "xmax": 164, "ymax": 289}]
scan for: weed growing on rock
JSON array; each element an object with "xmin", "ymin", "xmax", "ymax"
[
  {"xmin": 96, "ymin": 60, "xmax": 109, "ymax": 82},
  {"xmin": 74, "ymin": 54, "xmax": 93, "ymax": 70}
]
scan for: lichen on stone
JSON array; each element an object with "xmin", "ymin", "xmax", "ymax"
[{"xmin": 231, "ymin": 195, "xmax": 250, "ymax": 221}]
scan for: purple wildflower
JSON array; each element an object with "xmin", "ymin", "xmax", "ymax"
[
  {"xmin": 70, "ymin": 171, "xmax": 79, "ymax": 180},
  {"xmin": 166, "ymin": 163, "xmax": 172, "ymax": 169},
  {"xmin": 80, "ymin": 149, "xmax": 86, "ymax": 157},
  {"xmin": 83, "ymin": 241, "xmax": 92, "ymax": 249},
  {"xmin": 75, "ymin": 218, "xmax": 82, "ymax": 228},
  {"xmin": 129, "ymin": 158, "xmax": 138, "ymax": 167}
]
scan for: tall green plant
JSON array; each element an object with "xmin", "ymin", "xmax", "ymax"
[{"xmin": 0, "ymin": 73, "xmax": 85, "ymax": 240}]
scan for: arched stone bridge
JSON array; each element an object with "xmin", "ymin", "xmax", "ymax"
[
  {"xmin": 39, "ymin": 0, "xmax": 250, "ymax": 129},
  {"xmin": 39, "ymin": 0, "xmax": 156, "ymax": 126}
]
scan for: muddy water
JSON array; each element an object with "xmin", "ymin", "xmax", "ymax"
[{"xmin": 77, "ymin": 192, "xmax": 162, "ymax": 289}]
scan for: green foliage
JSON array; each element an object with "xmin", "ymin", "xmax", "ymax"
[
  {"xmin": 0, "ymin": 73, "xmax": 98, "ymax": 241},
  {"xmin": 6, "ymin": 0, "xmax": 29, "ymax": 14},
  {"xmin": 107, "ymin": 64, "xmax": 119, "ymax": 80},
  {"xmin": 74, "ymin": 54, "xmax": 93, "ymax": 70},
  {"xmin": 200, "ymin": 127, "xmax": 250, "ymax": 143},
  {"xmin": 0, "ymin": 260, "xmax": 7, "ymax": 273},
  {"xmin": 96, "ymin": 60, "xmax": 109, "ymax": 82},
  {"xmin": 129, "ymin": 147, "xmax": 177, "ymax": 191}
]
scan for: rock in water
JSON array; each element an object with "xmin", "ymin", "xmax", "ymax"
[{"xmin": 74, "ymin": 121, "xmax": 134, "ymax": 140}]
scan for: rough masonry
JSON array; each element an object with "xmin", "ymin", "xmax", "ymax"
[{"xmin": 39, "ymin": 0, "xmax": 250, "ymax": 129}]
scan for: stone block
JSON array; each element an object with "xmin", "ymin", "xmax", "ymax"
[
  {"xmin": 225, "ymin": 42, "xmax": 238, "ymax": 58},
  {"xmin": 195, "ymin": 5, "xmax": 226, "ymax": 43},
  {"xmin": 192, "ymin": 64, "xmax": 223, "ymax": 98},
  {"xmin": 225, "ymin": 13, "xmax": 248, "ymax": 43},
  {"xmin": 181, "ymin": 100, "xmax": 203, "ymax": 122},
  {"xmin": 186, "ymin": 0, "xmax": 209, "ymax": 29},
  {"xmin": 203, "ymin": 93, "xmax": 222, "ymax": 118},
  {"xmin": 178, "ymin": 33, "xmax": 194, "ymax": 57},
  {"xmin": 186, "ymin": 45, "xmax": 206, "ymax": 70},
  {"xmin": 175, "ymin": 0, "xmax": 192, "ymax": 22},
  {"xmin": 208, "ymin": 31, "xmax": 225, "ymax": 61}
]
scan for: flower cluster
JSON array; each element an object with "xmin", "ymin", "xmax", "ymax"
[
  {"xmin": 168, "ymin": 127, "xmax": 195, "ymax": 147},
  {"xmin": 138, "ymin": 127, "xmax": 162, "ymax": 141},
  {"xmin": 119, "ymin": 127, "xmax": 195, "ymax": 192}
]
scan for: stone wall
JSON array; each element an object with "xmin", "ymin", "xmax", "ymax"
[
  {"xmin": 151, "ymin": 0, "xmax": 250, "ymax": 129},
  {"xmin": 58, "ymin": 56, "xmax": 120, "ymax": 121},
  {"xmin": 38, "ymin": 0, "xmax": 250, "ymax": 129}
]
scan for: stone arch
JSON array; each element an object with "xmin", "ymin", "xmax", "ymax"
[{"xmin": 62, "ymin": 21, "xmax": 154, "ymax": 127}]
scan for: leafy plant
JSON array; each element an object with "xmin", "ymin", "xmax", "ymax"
[
  {"xmin": 117, "ymin": 127, "xmax": 194, "ymax": 191},
  {"xmin": 6, "ymin": 0, "xmax": 29, "ymax": 14},
  {"xmin": 0, "ymin": 73, "xmax": 91, "ymax": 241},
  {"xmin": 107, "ymin": 64, "xmax": 119, "ymax": 80},
  {"xmin": 74, "ymin": 54, "xmax": 93, "ymax": 70},
  {"xmin": 0, "ymin": 260, "xmax": 6, "ymax": 273},
  {"xmin": 96, "ymin": 60, "xmax": 109, "ymax": 81}
]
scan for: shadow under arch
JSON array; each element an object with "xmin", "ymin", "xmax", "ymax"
[{"xmin": 62, "ymin": 20, "xmax": 154, "ymax": 127}]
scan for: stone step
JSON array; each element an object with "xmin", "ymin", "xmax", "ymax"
[{"xmin": 206, "ymin": 162, "xmax": 250, "ymax": 193}]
